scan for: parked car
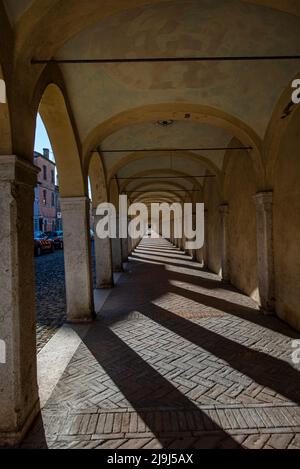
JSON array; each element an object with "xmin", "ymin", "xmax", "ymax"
[
  {"xmin": 34, "ymin": 231, "xmax": 55, "ymax": 256},
  {"xmin": 46, "ymin": 231, "xmax": 64, "ymax": 249}
]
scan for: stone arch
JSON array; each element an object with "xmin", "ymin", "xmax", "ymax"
[
  {"xmin": 32, "ymin": 75, "xmax": 95, "ymax": 325},
  {"xmin": 264, "ymin": 72, "xmax": 300, "ymax": 187},
  {"xmin": 33, "ymin": 73, "xmax": 85, "ymax": 197},
  {"xmin": 132, "ymin": 191, "xmax": 186, "ymax": 205},
  {"xmin": 126, "ymin": 180, "xmax": 194, "ymax": 200},
  {"xmin": 106, "ymin": 150, "xmax": 221, "ymax": 192},
  {"xmin": 89, "ymin": 151, "xmax": 114, "ymax": 289},
  {"xmin": 222, "ymin": 137, "xmax": 261, "ymax": 198},
  {"xmin": 83, "ymin": 103, "xmax": 264, "ymax": 188},
  {"xmin": 88, "ymin": 151, "xmax": 108, "ymax": 208},
  {"xmin": 119, "ymin": 168, "xmax": 203, "ymax": 195},
  {"xmin": 109, "ymin": 177, "xmax": 120, "ymax": 207}
]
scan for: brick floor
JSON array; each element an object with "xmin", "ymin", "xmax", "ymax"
[{"xmin": 25, "ymin": 238, "xmax": 300, "ymax": 449}]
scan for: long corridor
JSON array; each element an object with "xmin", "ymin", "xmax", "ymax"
[{"xmin": 24, "ymin": 238, "xmax": 300, "ymax": 449}]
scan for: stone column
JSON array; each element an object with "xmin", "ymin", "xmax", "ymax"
[
  {"xmin": 219, "ymin": 204, "xmax": 230, "ymax": 282},
  {"xmin": 170, "ymin": 216, "xmax": 174, "ymax": 245},
  {"xmin": 253, "ymin": 192, "xmax": 275, "ymax": 312},
  {"xmin": 190, "ymin": 210, "xmax": 197, "ymax": 260},
  {"xmin": 127, "ymin": 234, "xmax": 132, "ymax": 255},
  {"xmin": 61, "ymin": 197, "xmax": 95, "ymax": 322},
  {"xmin": 111, "ymin": 219, "xmax": 123, "ymax": 272},
  {"xmin": 196, "ymin": 247, "xmax": 204, "ymax": 265},
  {"xmin": 121, "ymin": 237, "xmax": 129, "ymax": 263},
  {"xmin": 203, "ymin": 209, "xmax": 209, "ymax": 268},
  {"xmin": 0, "ymin": 155, "xmax": 40, "ymax": 446},
  {"xmin": 93, "ymin": 211, "xmax": 113, "ymax": 289}
]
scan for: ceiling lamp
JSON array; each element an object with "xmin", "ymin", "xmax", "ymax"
[{"xmin": 157, "ymin": 120, "xmax": 174, "ymax": 127}]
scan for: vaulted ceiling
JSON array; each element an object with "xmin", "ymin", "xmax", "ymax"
[{"xmin": 3, "ymin": 0, "xmax": 300, "ymax": 204}]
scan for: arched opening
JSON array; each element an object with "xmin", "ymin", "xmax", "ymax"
[
  {"xmin": 88, "ymin": 152, "xmax": 114, "ymax": 290},
  {"xmin": 33, "ymin": 114, "xmax": 66, "ymax": 353},
  {"xmin": 32, "ymin": 82, "xmax": 95, "ymax": 413}
]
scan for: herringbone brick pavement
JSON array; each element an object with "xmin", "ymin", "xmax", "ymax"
[{"xmin": 23, "ymin": 238, "xmax": 300, "ymax": 449}]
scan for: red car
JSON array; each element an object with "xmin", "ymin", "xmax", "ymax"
[
  {"xmin": 34, "ymin": 231, "xmax": 55, "ymax": 256},
  {"xmin": 45, "ymin": 231, "xmax": 64, "ymax": 250}
]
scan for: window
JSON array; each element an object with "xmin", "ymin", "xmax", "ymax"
[
  {"xmin": 51, "ymin": 192, "xmax": 55, "ymax": 207},
  {"xmin": 43, "ymin": 190, "xmax": 47, "ymax": 205},
  {"xmin": 51, "ymin": 170, "xmax": 55, "ymax": 185},
  {"xmin": 43, "ymin": 165, "xmax": 47, "ymax": 180}
]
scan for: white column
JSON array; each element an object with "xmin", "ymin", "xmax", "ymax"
[
  {"xmin": 111, "ymin": 219, "xmax": 123, "ymax": 272},
  {"xmin": 61, "ymin": 197, "xmax": 95, "ymax": 322},
  {"xmin": 253, "ymin": 192, "xmax": 275, "ymax": 312},
  {"xmin": 0, "ymin": 155, "xmax": 40, "ymax": 446},
  {"xmin": 219, "ymin": 204, "xmax": 230, "ymax": 282},
  {"xmin": 190, "ymin": 210, "xmax": 197, "ymax": 260},
  {"xmin": 93, "ymin": 211, "xmax": 113, "ymax": 289},
  {"xmin": 196, "ymin": 247, "xmax": 204, "ymax": 265}
]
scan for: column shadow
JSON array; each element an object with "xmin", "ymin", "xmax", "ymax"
[
  {"xmin": 137, "ymin": 301, "xmax": 300, "ymax": 405},
  {"xmin": 81, "ymin": 321, "xmax": 242, "ymax": 449}
]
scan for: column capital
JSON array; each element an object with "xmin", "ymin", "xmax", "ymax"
[
  {"xmin": 253, "ymin": 191, "xmax": 273, "ymax": 208},
  {"xmin": 0, "ymin": 154, "xmax": 39, "ymax": 186}
]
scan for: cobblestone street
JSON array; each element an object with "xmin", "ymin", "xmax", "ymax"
[
  {"xmin": 35, "ymin": 250, "xmax": 66, "ymax": 352},
  {"xmin": 27, "ymin": 238, "xmax": 300, "ymax": 449},
  {"xmin": 35, "ymin": 244, "xmax": 96, "ymax": 352}
]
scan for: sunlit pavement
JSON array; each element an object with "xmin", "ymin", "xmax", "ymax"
[{"xmin": 26, "ymin": 238, "xmax": 300, "ymax": 449}]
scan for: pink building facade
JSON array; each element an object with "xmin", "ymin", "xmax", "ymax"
[{"xmin": 34, "ymin": 149, "xmax": 59, "ymax": 232}]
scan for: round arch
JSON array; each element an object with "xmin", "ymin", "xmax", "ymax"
[
  {"xmin": 106, "ymin": 150, "xmax": 221, "ymax": 188},
  {"xmin": 33, "ymin": 77, "xmax": 85, "ymax": 197},
  {"xmin": 132, "ymin": 191, "xmax": 186, "ymax": 205},
  {"xmin": 222, "ymin": 137, "xmax": 261, "ymax": 198},
  {"xmin": 119, "ymin": 168, "xmax": 203, "ymax": 195},
  {"xmin": 88, "ymin": 151, "xmax": 108, "ymax": 208},
  {"xmin": 126, "ymin": 179, "xmax": 195, "ymax": 199},
  {"xmin": 83, "ymin": 103, "xmax": 264, "ymax": 187}
]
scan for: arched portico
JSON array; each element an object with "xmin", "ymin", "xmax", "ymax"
[{"xmin": 1, "ymin": 0, "xmax": 300, "ymax": 448}]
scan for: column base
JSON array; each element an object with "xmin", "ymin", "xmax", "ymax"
[
  {"xmin": 0, "ymin": 399, "xmax": 40, "ymax": 447},
  {"xmin": 67, "ymin": 313, "xmax": 96, "ymax": 324}
]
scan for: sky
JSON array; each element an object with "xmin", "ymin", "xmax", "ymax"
[{"xmin": 34, "ymin": 114, "xmax": 54, "ymax": 160}]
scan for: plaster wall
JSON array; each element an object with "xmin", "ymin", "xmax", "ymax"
[
  {"xmin": 225, "ymin": 150, "xmax": 259, "ymax": 302},
  {"xmin": 203, "ymin": 178, "xmax": 221, "ymax": 275},
  {"xmin": 273, "ymin": 108, "xmax": 300, "ymax": 331}
]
